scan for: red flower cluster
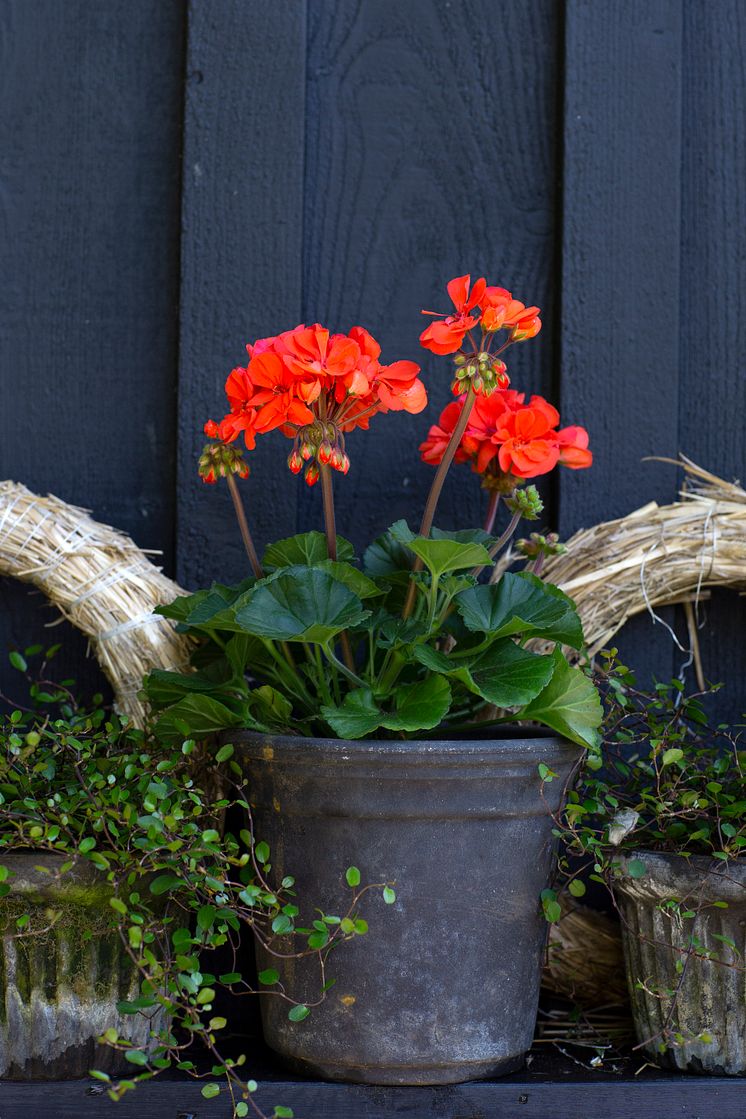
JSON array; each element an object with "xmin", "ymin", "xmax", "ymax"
[
  {"xmin": 205, "ymin": 323, "xmax": 426, "ymax": 485},
  {"xmin": 420, "ymin": 274, "xmax": 541, "ymax": 356},
  {"xmin": 420, "ymin": 389, "xmax": 591, "ymax": 485}
]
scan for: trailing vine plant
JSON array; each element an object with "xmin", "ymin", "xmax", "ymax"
[{"xmin": 0, "ymin": 649, "xmax": 393, "ymax": 1117}]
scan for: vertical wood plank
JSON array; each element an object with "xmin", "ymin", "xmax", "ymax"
[
  {"xmin": 560, "ymin": 0, "xmax": 683, "ymax": 685},
  {"xmin": 0, "ymin": 0, "xmax": 184, "ymax": 702},
  {"xmin": 177, "ymin": 1, "xmax": 307, "ymax": 589},
  {"xmin": 677, "ymin": 1, "xmax": 746, "ymax": 724},
  {"xmin": 299, "ymin": 0, "xmax": 562, "ymax": 551}
]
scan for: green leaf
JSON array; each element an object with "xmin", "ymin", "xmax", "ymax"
[
  {"xmin": 321, "ymin": 688, "xmax": 382, "ymax": 739},
  {"xmin": 568, "ymin": 879, "xmax": 587, "ymax": 898},
  {"xmin": 155, "ymin": 694, "xmax": 245, "ymax": 742},
  {"xmin": 263, "ymin": 531, "xmax": 354, "ymax": 569},
  {"xmin": 149, "ymin": 874, "xmax": 182, "ymax": 895},
  {"xmin": 287, "ymin": 1004, "xmax": 310, "ymax": 1022},
  {"xmin": 455, "ymin": 572, "xmax": 584, "ymax": 648},
  {"xmin": 383, "ymin": 886, "xmax": 396, "ymax": 904},
  {"xmin": 124, "ymin": 1049, "xmax": 149, "ymax": 1066},
  {"xmin": 201, "ymin": 1083, "xmax": 221, "ymax": 1099},
  {"xmin": 258, "ymin": 968, "xmax": 279, "ymax": 985},
  {"xmin": 274, "ymin": 1108, "xmax": 295, "ymax": 1119},
  {"xmin": 404, "ymin": 536, "xmax": 492, "ymax": 579},
  {"xmin": 363, "ymin": 521, "xmax": 415, "ymax": 576},
  {"xmin": 345, "ymin": 866, "xmax": 361, "ymax": 887},
  {"xmin": 520, "ymin": 650, "xmax": 602, "ymax": 749},
  {"xmin": 317, "ymin": 560, "xmax": 382, "ymax": 599},
  {"xmin": 413, "ymin": 640, "xmax": 553, "ymax": 708},
  {"xmin": 236, "ymin": 1104, "xmax": 249, "ymax": 1117},
  {"xmin": 380, "ymin": 675, "xmax": 452, "ymax": 732},
  {"xmin": 9, "ymin": 651, "xmax": 27, "ymax": 672},
  {"xmin": 197, "ymin": 904, "xmax": 216, "ymax": 931},
  {"xmin": 78, "ymin": 836, "xmax": 96, "ymax": 854},
  {"xmin": 541, "ymin": 888, "xmax": 561, "ymax": 923},
  {"xmin": 235, "ymin": 567, "xmax": 369, "ymax": 643},
  {"xmin": 215, "ymin": 742, "xmax": 234, "ymax": 763},
  {"xmin": 626, "ymin": 858, "xmax": 647, "ymax": 879},
  {"xmin": 661, "ymin": 748, "xmax": 684, "ymax": 767},
  {"xmin": 255, "ymin": 840, "xmax": 270, "ymax": 863}
]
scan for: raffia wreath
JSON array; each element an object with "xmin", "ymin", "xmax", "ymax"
[{"xmin": 0, "ymin": 481, "xmax": 192, "ymax": 727}]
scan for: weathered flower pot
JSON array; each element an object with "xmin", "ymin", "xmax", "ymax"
[
  {"xmin": 0, "ymin": 852, "xmax": 161, "ymax": 1079},
  {"xmin": 234, "ymin": 728, "xmax": 581, "ymax": 1085},
  {"xmin": 614, "ymin": 851, "xmax": 746, "ymax": 1075}
]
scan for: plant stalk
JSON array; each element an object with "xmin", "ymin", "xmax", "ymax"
[
  {"xmin": 483, "ymin": 490, "xmax": 500, "ymax": 535},
  {"xmin": 227, "ymin": 474, "xmax": 264, "ymax": 580},
  {"xmin": 319, "ymin": 458, "xmax": 356, "ymax": 673},
  {"xmin": 402, "ymin": 386, "xmax": 476, "ymax": 619}
]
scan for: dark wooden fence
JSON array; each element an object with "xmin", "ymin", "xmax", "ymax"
[{"xmin": 2, "ymin": 0, "xmax": 745, "ymax": 722}]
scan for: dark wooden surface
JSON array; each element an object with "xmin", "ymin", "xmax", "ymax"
[
  {"xmin": 0, "ymin": 0, "xmax": 184, "ymax": 702},
  {"xmin": 2, "ymin": 0, "xmax": 746, "ymax": 717},
  {"xmin": 0, "ymin": 1065, "xmax": 743, "ymax": 1119}
]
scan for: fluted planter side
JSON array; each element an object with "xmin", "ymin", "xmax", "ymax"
[
  {"xmin": 0, "ymin": 853, "xmax": 162, "ymax": 1079},
  {"xmin": 614, "ymin": 851, "xmax": 746, "ymax": 1076}
]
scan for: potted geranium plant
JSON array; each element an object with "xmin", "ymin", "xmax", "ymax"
[
  {"xmin": 553, "ymin": 655, "xmax": 746, "ymax": 1076},
  {"xmin": 146, "ymin": 275, "xmax": 602, "ymax": 1085}
]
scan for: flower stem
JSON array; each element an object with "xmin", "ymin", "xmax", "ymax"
[
  {"xmin": 320, "ymin": 458, "xmax": 356, "ymax": 673},
  {"xmin": 489, "ymin": 509, "xmax": 522, "ymax": 560},
  {"xmin": 226, "ymin": 474, "xmax": 264, "ymax": 580},
  {"xmin": 402, "ymin": 386, "xmax": 476, "ymax": 619},
  {"xmin": 483, "ymin": 490, "xmax": 500, "ymax": 535}
]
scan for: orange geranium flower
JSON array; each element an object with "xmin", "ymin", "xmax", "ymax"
[
  {"xmin": 557, "ymin": 425, "xmax": 593, "ymax": 468},
  {"xmin": 245, "ymin": 351, "xmax": 316, "ymax": 433},
  {"xmin": 496, "ymin": 405, "xmax": 561, "ymax": 478},
  {"xmin": 480, "ymin": 287, "xmax": 542, "ymax": 341},
  {"xmin": 420, "ymin": 274, "xmax": 486, "ymax": 355}
]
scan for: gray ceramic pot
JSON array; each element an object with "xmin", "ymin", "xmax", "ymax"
[
  {"xmin": 234, "ymin": 728, "xmax": 581, "ymax": 1085},
  {"xmin": 0, "ymin": 852, "xmax": 162, "ymax": 1079},
  {"xmin": 614, "ymin": 850, "xmax": 746, "ymax": 1075}
]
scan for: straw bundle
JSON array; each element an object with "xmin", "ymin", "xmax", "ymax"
[
  {"xmin": 0, "ymin": 482, "xmax": 192, "ymax": 726},
  {"xmin": 544, "ymin": 903, "xmax": 628, "ymax": 1007},
  {"xmin": 544, "ymin": 457, "xmax": 746, "ymax": 670}
]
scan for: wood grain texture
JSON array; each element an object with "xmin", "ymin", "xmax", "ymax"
[
  {"xmin": 560, "ymin": 0, "xmax": 684, "ymax": 689},
  {"xmin": 299, "ymin": 0, "xmax": 561, "ymax": 552},
  {"xmin": 0, "ymin": 0, "xmax": 184, "ymax": 700},
  {"xmin": 677, "ymin": 3, "xmax": 746, "ymax": 724},
  {"xmin": 0, "ymin": 1070, "xmax": 742, "ymax": 1119},
  {"xmin": 176, "ymin": 1, "xmax": 307, "ymax": 589}
]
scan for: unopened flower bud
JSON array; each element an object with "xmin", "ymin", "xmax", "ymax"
[
  {"xmin": 300, "ymin": 440, "xmax": 315, "ymax": 461},
  {"xmin": 451, "ymin": 378, "xmax": 463, "ymax": 396},
  {"xmin": 505, "ymin": 484, "xmax": 544, "ymax": 521},
  {"xmin": 455, "ymin": 364, "xmax": 470, "ymax": 380},
  {"xmin": 478, "ymin": 351, "xmax": 490, "ymax": 365},
  {"xmin": 472, "ymin": 374, "xmax": 484, "ymax": 394},
  {"xmin": 305, "ymin": 462, "xmax": 320, "ymax": 487},
  {"xmin": 287, "ymin": 449, "xmax": 303, "ymax": 475},
  {"xmin": 317, "ymin": 440, "xmax": 333, "ymax": 465},
  {"xmin": 197, "ymin": 442, "xmax": 250, "ymax": 485}
]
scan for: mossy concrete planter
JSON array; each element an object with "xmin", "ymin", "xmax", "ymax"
[
  {"xmin": 614, "ymin": 851, "xmax": 746, "ymax": 1075},
  {"xmin": 234, "ymin": 729, "xmax": 581, "ymax": 1086},
  {"xmin": 0, "ymin": 852, "xmax": 161, "ymax": 1079}
]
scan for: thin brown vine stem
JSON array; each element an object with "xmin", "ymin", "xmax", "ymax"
[
  {"xmin": 226, "ymin": 474, "xmax": 263, "ymax": 580},
  {"xmin": 402, "ymin": 385, "xmax": 477, "ymax": 619}
]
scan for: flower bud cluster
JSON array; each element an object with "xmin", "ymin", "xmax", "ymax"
[
  {"xmin": 516, "ymin": 531, "xmax": 566, "ymax": 560},
  {"xmin": 450, "ymin": 353, "xmax": 509, "ymax": 397},
  {"xmin": 505, "ymin": 485, "xmax": 544, "ymax": 520},
  {"xmin": 198, "ymin": 442, "xmax": 250, "ymax": 485},
  {"xmin": 288, "ymin": 421, "xmax": 350, "ymax": 487}
]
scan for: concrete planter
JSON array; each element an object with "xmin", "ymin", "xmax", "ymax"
[
  {"xmin": 614, "ymin": 851, "xmax": 746, "ymax": 1075},
  {"xmin": 0, "ymin": 852, "xmax": 162, "ymax": 1079},
  {"xmin": 234, "ymin": 728, "xmax": 581, "ymax": 1086}
]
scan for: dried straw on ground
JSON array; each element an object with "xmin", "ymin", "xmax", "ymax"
[
  {"xmin": 542, "ymin": 457, "xmax": 746, "ymax": 673},
  {"xmin": 0, "ymin": 482, "xmax": 192, "ymax": 726}
]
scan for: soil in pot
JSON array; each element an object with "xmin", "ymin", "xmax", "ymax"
[
  {"xmin": 234, "ymin": 728, "xmax": 582, "ymax": 1086},
  {"xmin": 614, "ymin": 850, "xmax": 746, "ymax": 1075},
  {"xmin": 0, "ymin": 852, "xmax": 163, "ymax": 1079}
]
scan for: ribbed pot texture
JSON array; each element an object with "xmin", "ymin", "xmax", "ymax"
[
  {"xmin": 614, "ymin": 851, "xmax": 746, "ymax": 1075},
  {"xmin": 234, "ymin": 729, "xmax": 581, "ymax": 1085},
  {"xmin": 0, "ymin": 853, "xmax": 162, "ymax": 1079}
]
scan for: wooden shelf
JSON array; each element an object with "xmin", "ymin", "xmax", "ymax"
[{"xmin": 2, "ymin": 1050, "xmax": 742, "ymax": 1119}]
